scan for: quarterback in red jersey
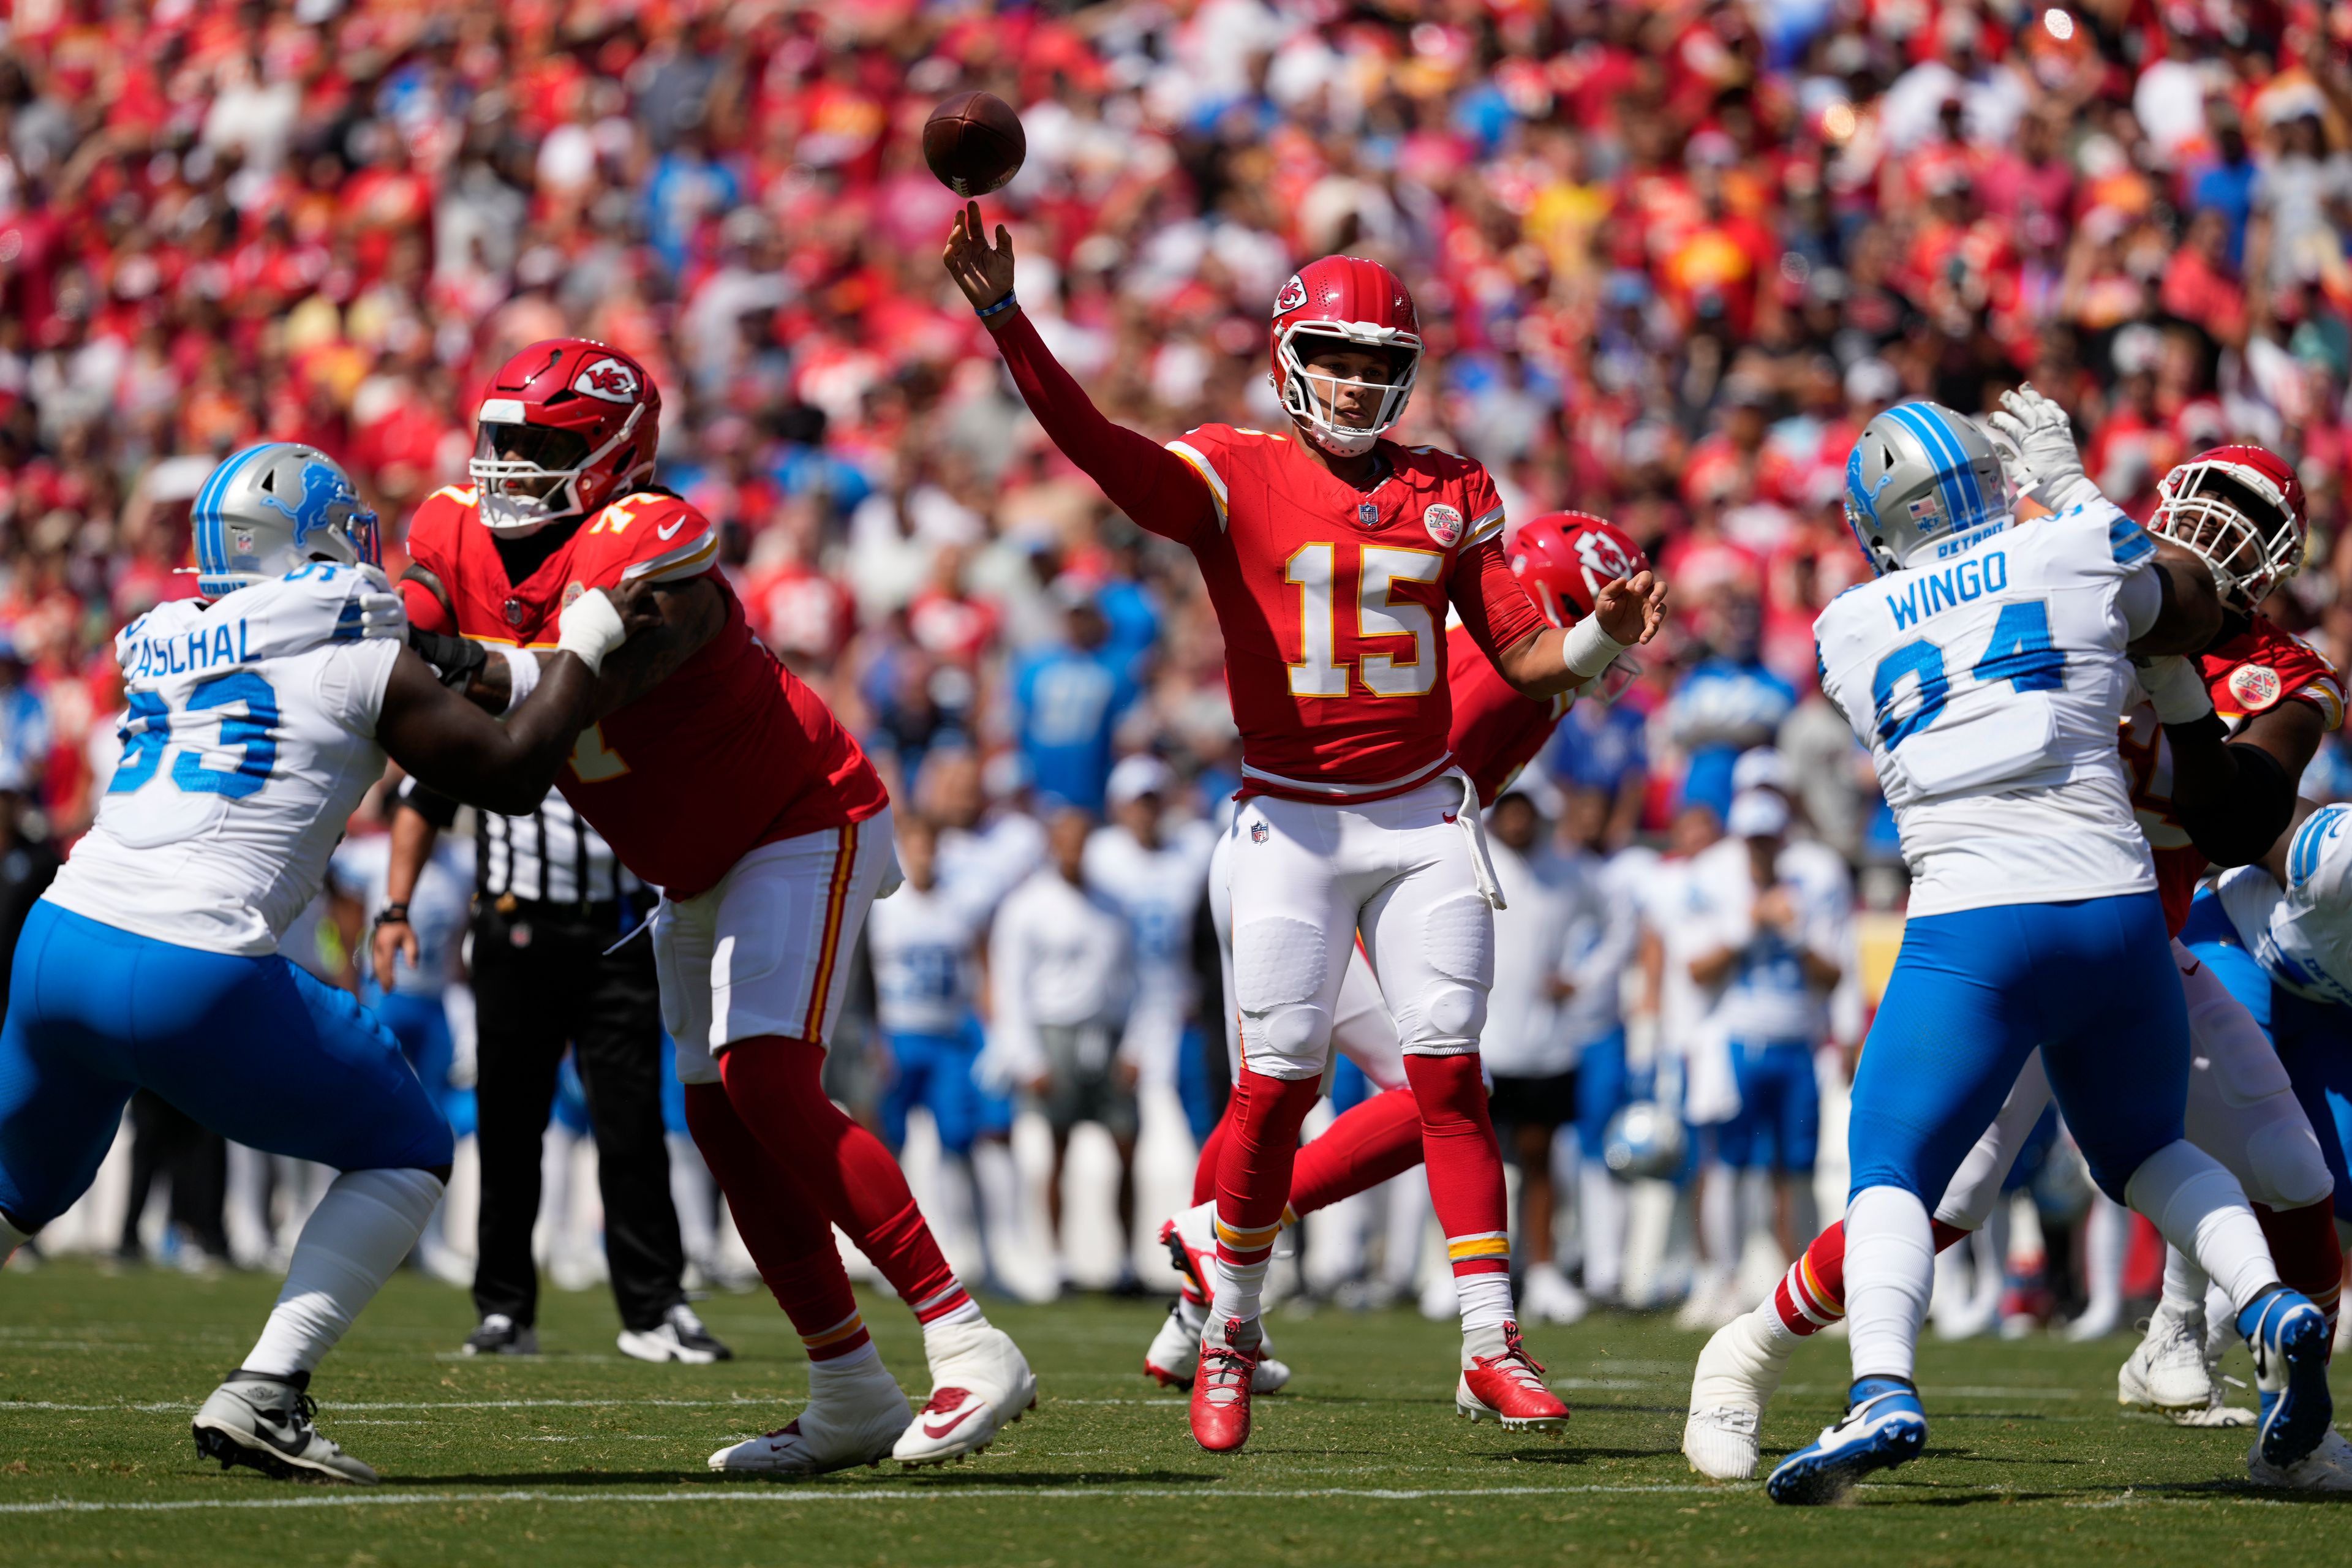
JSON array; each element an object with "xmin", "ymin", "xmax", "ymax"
[
  {"xmin": 377, "ymin": 338, "xmax": 1033, "ymax": 1474},
  {"xmin": 1142, "ymin": 514, "xmax": 1653, "ymax": 1395},
  {"xmin": 1684, "ymin": 433, "xmax": 2352, "ymax": 1493},
  {"xmin": 951, "ymin": 204, "xmax": 1667, "ymax": 1452}
]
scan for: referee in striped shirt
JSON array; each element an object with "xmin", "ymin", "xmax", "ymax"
[{"xmin": 377, "ymin": 780, "xmax": 728, "ymax": 1363}]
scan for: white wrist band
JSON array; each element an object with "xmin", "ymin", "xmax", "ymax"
[
  {"xmin": 1562, "ymin": 615, "xmax": 1631, "ymax": 681},
  {"xmin": 496, "ymin": 645, "xmax": 539, "ymax": 715},
  {"xmin": 556, "ymin": 590, "xmax": 627, "ymax": 675},
  {"xmin": 2139, "ymin": 655, "xmax": 2215, "ymax": 726}
]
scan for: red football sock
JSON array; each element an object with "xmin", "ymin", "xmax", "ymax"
[
  {"xmin": 1210, "ymin": 1068, "xmax": 1324, "ymax": 1309},
  {"xmin": 1770, "ymin": 1216, "xmax": 1975, "ymax": 1336},
  {"xmin": 718, "ymin": 1037, "xmax": 973, "ymax": 1328},
  {"xmin": 1192, "ymin": 1106, "xmax": 1231, "ymax": 1207},
  {"xmin": 681, "ymin": 1082, "xmax": 870, "ymax": 1362},
  {"xmin": 1402, "ymin": 1054, "xmax": 1511, "ymax": 1281},
  {"xmin": 1290, "ymin": 1087, "xmax": 1426, "ymax": 1218},
  {"xmin": 2256, "ymin": 1198, "xmax": 2342, "ymax": 1352}
]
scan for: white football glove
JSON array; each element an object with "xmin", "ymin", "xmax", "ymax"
[
  {"xmin": 353, "ymin": 565, "xmax": 407, "ymax": 641},
  {"xmin": 2135, "ymin": 654, "xmax": 2215, "ymax": 726},
  {"xmin": 1985, "ymin": 383, "xmax": 2098, "ymax": 512}
]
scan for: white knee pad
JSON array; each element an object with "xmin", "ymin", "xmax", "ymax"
[
  {"xmin": 1234, "ymin": 916, "xmax": 1333, "ymax": 1080},
  {"xmin": 1392, "ymin": 893, "xmax": 1492, "ymax": 1054},
  {"xmin": 2184, "ymin": 979, "xmax": 2335, "ymax": 1210}
]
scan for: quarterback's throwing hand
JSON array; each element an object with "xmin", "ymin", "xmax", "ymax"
[
  {"xmin": 1594, "ymin": 570, "xmax": 1668, "ymax": 647},
  {"xmin": 943, "ymin": 201, "xmax": 1017, "ymax": 315}
]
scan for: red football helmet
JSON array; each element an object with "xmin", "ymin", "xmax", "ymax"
[
  {"xmin": 1510, "ymin": 511, "xmax": 1650, "ymax": 699},
  {"xmin": 1268, "ymin": 256, "xmax": 1422, "ymax": 458},
  {"xmin": 2149, "ymin": 443, "xmax": 2307, "ymax": 611},
  {"xmin": 469, "ymin": 338, "xmax": 662, "ymax": 535}
]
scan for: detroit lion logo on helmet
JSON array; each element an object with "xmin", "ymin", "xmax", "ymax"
[
  {"xmin": 573, "ymin": 356, "xmax": 641, "ymax": 405},
  {"xmin": 255, "ymin": 459, "xmax": 363, "ymax": 551},
  {"xmin": 1272, "ymin": 274, "xmax": 1307, "ymax": 317}
]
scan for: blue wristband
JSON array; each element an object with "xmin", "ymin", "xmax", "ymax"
[{"xmin": 975, "ymin": 291, "xmax": 1017, "ymax": 320}]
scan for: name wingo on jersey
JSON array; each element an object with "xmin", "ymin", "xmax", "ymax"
[{"xmin": 1814, "ymin": 501, "xmax": 2160, "ymax": 918}]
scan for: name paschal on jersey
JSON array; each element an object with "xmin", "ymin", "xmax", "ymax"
[
  {"xmin": 2120, "ymin": 614, "xmax": 2345, "ymax": 933},
  {"xmin": 1161, "ymin": 424, "xmax": 1545, "ymax": 797},
  {"xmin": 1815, "ymin": 500, "xmax": 2160, "ymax": 918},
  {"xmin": 401, "ymin": 485, "xmax": 884, "ymax": 896},
  {"xmin": 49, "ymin": 564, "xmax": 402, "ymax": 956}
]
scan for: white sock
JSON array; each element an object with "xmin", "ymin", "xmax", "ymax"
[
  {"xmin": 2158, "ymin": 1244, "xmax": 2209, "ymax": 1329},
  {"xmin": 1580, "ymin": 1162, "xmax": 1624, "ymax": 1297},
  {"xmin": 1211, "ymin": 1254, "xmax": 1271, "ymax": 1325},
  {"xmin": 2082, "ymin": 1196, "xmax": 2127, "ymax": 1314},
  {"xmin": 1844, "ymin": 1185, "xmax": 1934, "ymax": 1382},
  {"xmin": 971, "ymin": 1139, "xmax": 1022, "ymax": 1274},
  {"xmin": 242, "ymin": 1168, "xmax": 443, "ymax": 1379},
  {"xmin": 813, "ymin": 1338, "xmax": 883, "ymax": 1377},
  {"xmin": 2124, "ymin": 1139, "xmax": 2278, "ymax": 1316},
  {"xmin": 1457, "ymin": 1270, "xmax": 1515, "ymax": 1338},
  {"xmin": 1, "ymin": 1205, "xmax": 28, "ymax": 1261}
]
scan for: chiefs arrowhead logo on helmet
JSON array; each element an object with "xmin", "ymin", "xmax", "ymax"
[
  {"xmin": 1272, "ymin": 274, "xmax": 1307, "ymax": 317},
  {"xmin": 573, "ymin": 357, "xmax": 641, "ymax": 405},
  {"xmin": 1510, "ymin": 511, "xmax": 1651, "ymax": 629}
]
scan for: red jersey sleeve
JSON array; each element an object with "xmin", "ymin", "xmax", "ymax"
[
  {"xmin": 2204, "ymin": 617, "xmax": 2346, "ymax": 731},
  {"xmin": 570, "ymin": 491, "xmax": 723, "ymax": 591},
  {"xmin": 1450, "ymin": 537, "xmax": 1548, "ymax": 666},
  {"xmin": 989, "ymin": 309, "xmax": 1218, "ymax": 547},
  {"xmin": 396, "ymin": 487, "xmax": 468, "ymax": 635}
]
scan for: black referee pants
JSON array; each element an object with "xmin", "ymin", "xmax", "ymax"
[{"xmin": 470, "ymin": 898, "xmax": 684, "ymax": 1334}]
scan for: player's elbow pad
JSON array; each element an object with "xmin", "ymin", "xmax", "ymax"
[{"xmin": 2177, "ymin": 741, "xmax": 2294, "ymax": 868}]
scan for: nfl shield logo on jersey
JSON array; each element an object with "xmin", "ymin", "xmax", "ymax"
[
  {"xmin": 573, "ymin": 356, "xmax": 641, "ymax": 405},
  {"xmin": 1423, "ymin": 503, "xmax": 1464, "ymax": 548},
  {"xmin": 2230, "ymin": 663, "xmax": 2282, "ymax": 712},
  {"xmin": 1250, "ymin": 821, "xmax": 1269, "ymax": 843}
]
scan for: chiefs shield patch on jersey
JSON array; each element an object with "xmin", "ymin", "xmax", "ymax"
[
  {"xmin": 2229, "ymin": 663, "xmax": 2282, "ymax": 712},
  {"xmin": 1423, "ymin": 503, "xmax": 1464, "ymax": 548},
  {"xmin": 573, "ymin": 356, "xmax": 641, "ymax": 405}
]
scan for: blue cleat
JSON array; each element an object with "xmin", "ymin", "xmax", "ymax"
[
  {"xmin": 1765, "ymin": 1378, "xmax": 1928, "ymax": 1506},
  {"xmin": 2236, "ymin": 1286, "xmax": 2333, "ymax": 1469}
]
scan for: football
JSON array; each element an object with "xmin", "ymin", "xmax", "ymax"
[{"xmin": 923, "ymin": 89, "xmax": 1026, "ymax": 197}]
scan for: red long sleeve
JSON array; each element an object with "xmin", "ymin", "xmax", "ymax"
[
  {"xmin": 989, "ymin": 309, "xmax": 1215, "ymax": 546},
  {"xmin": 1450, "ymin": 536, "xmax": 1548, "ymax": 665}
]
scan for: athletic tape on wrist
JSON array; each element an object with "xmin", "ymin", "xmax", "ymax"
[
  {"xmin": 496, "ymin": 645, "xmax": 539, "ymax": 715},
  {"xmin": 1562, "ymin": 614, "xmax": 1631, "ymax": 681},
  {"xmin": 556, "ymin": 590, "xmax": 626, "ymax": 675}
]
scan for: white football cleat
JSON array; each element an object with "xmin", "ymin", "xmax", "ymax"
[
  {"xmin": 191, "ymin": 1370, "xmax": 377, "ymax": 1484},
  {"xmin": 1683, "ymin": 1306, "xmax": 1797, "ymax": 1480},
  {"xmin": 619, "ymin": 1303, "xmax": 733, "ymax": 1365},
  {"xmin": 2118, "ymin": 1310, "xmax": 2215, "ymax": 1415},
  {"xmin": 2249, "ymin": 1426, "xmax": 2352, "ymax": 1490},
  {"xmin": 1145, "ymin": 1297, "xmax": 1205, "ymax": 1389},
  {"xmin": 708, "ymin": 1352, "xmax": 908, "ymax": 1476},
  {"xmin": 892, "ymin": 1321, "xmax": 1037, "ymax": 1466}
]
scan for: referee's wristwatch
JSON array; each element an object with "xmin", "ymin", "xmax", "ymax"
[{"xmin": 373, "ymin": 902, "xmax": 411, "ymax": 929}]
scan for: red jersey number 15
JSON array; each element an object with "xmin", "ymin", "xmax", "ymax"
[{"xmin": 1286, "ymin": 541, "xmax": 1443, "ymax": 699}]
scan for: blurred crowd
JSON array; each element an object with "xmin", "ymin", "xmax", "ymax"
[
  {"xmin": 1, "ymin": 0, "xmax": 2348, "ymax": 1318},
  {"xmin": 0, "ymin": 0, "xmax": 2344, "ymax": 854}
]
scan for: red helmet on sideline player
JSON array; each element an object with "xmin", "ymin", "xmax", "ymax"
[
  {"xmin": 2148, "ymin": 443, "xmax": 2307, "ymax": 612},
  {"xmin": 1268, "ymin": 256, "xmax": 1422, "ymax": 459},
  {"xmin": 469, "ymin": 338, "xmax": 663, "ymax": 535},
  {"xmin": 1510, "ymin": 511, "xmax": 1649, "ymax": 698}
]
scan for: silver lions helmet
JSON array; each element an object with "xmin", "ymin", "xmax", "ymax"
[
  {"xmin": 192, "ymin": 442, "xmax": 381, "ymax": 599},
  {"xmin": 1843, "ymin": 401, "xmax": 2008, "ymax": 576}
]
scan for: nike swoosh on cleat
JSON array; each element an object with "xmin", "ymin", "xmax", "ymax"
[{"xmin": 922, "ymin": 1404, "xmax": 984, "ymax": 1441}]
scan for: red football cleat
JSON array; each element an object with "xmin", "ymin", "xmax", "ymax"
[
  {"xmin": 1189, "ymin": 1317, "xmax": 1261, "ymax": 1453},
  {"xmin": 1457, "ymin": 1322, "xmax": 1570, "ymax": 1431}
]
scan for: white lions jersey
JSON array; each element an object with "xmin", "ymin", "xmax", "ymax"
[
  {"xmin": 1814, "ymin": 500, "xmax": 2165, "ymax": 918},
  {"xmin": 868, "ymin": 880, "xmax": 984, "ymax": 1036},
  {"xmin": 333, "ymin": 832, "xmax": 473, "ymax": 997},
  {"xmin": 47, "ymin": 565, "xmax": 403, "ymax": 956},
  {"xmin": 2215, "ymin": 804, "xmax": 2352, "ymax": 1008},
  {"xmin": 1084, "ymin": 819, "xmax": 1215, "ymax": 1087}
]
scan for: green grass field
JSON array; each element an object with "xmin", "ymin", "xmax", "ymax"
[{"xmin": 1, "ymin": 1260, "xmax": 2342, "ymax": 1566}]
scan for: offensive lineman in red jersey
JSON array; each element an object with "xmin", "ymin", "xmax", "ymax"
[
  {"xmin": 947, "ymin": 203, "xmax": 1668, "ymax": 1453},
  {"xmin": 1684, "ymin": 434, "xmax": 2352, "ymax": 1492},
  {"xmin": 1142, "ymin": 515, "xmax": 1653, "ymax": 1394},
  {"xmin": 374, "ymin": 338, "xmax": 1033, "ymax": 1474}
]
